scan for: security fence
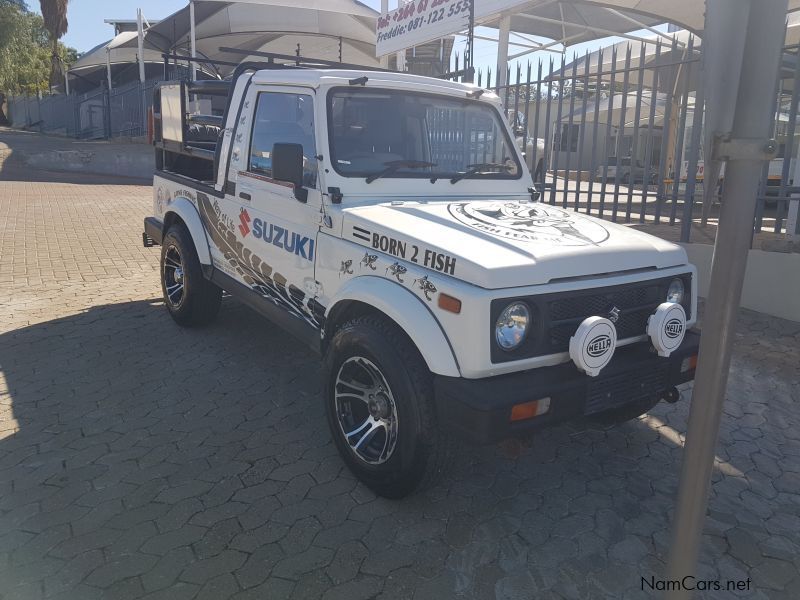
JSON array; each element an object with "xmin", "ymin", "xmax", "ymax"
[
  {"xmin": 6, "ymin": 66, "xmax": 192, "ymax": 140},
  {"xmin": 448, "ymin": 38, "xmax": 799, "ymax": 241}
]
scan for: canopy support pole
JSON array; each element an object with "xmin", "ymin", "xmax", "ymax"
[
  {"xmin": 106, "ymin": 48, "xmax": 113, "ymax": 91},
  {"xmin": 190, "ymin": 0, "xmax": 197, "ymax": 81},
  {"xmin": 496, "ymin": 14, "xmax": 511, "ymax": 92},
  {"xmin": 665, "ymin": 1, "xmax": 787, "ymax": 597},
  {"xmin": 380, "ymin": 0, "xmax": 389, "ymax": 69},
  {"xmin": 137, "ymin": 8, "xmax": 147, "ymax": 139},
  {"xmin": 137, "ymin": 8, "xmax": 146, "ymax": 83},
  {"xmin": 395, "ymin": 0, "xmax": 405, "ymax": 72}
]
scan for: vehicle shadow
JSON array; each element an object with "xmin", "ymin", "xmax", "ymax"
[{"xmin": 1, "ymin": 297, "xmax": 792, "ymax": 598}]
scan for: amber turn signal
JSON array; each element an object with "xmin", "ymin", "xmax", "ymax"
[
  {"xmin": 438, "ymin": 293, "xmax": 462, "ymax": 314},
  {"xmin": 510, "ymin": 397, "xmax": 551, "ymax": 422},
  {"xmin": 680, "ymin": 354, "xmax": 698, "ymax": 373}
]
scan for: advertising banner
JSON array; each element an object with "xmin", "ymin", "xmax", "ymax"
[{"xmin": 376, "ymin": 0, "xmax": 526, "ymax": 57}]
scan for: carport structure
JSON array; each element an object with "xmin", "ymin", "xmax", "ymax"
[
  {"xmin": 121, "ymin": 0, "xmax": 381, "ymax": 79},
  {"xmin": 67, "ymin": 1, "xmax": 381, "ymax": 91}
]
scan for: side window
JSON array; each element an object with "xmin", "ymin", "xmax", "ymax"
[{"xmin": 248, "ymin": 92, "xmax": 318, "ymax": 188}]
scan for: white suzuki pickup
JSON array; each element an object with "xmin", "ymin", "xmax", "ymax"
[{"xmin": 143, "ymin": 66, "xmax": 700, "ymax": 498}]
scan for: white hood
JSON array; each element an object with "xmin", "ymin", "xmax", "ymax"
[{"xmin": 341, "ymin": 199, "xmax": 688, "ymax": 289}]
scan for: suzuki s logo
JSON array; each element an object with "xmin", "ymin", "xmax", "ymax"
[
  {"xmin": 607, "ymin": 306, "xmax": 620, "ymax": 324},
  {"xmin": 587, "ymin": 335, "xmax": 612, "ymax": 357},
  {"xmin": 239, "ymin": 209, "xmax": 252, "ymax": 237},
  {"xmin": 665, "ymin": 319, "xmax": 684, "ymax": 339}
]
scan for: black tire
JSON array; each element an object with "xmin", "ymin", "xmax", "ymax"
[
  {"xmin": 323, "ymin": 314, "xmax": 452, "ymax": 499},
  {"xmin": 160, "ymin": 222, "xmax": 222, "ymax": 327}
]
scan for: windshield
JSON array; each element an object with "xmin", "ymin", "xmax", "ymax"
[{"xmin": 327, "ymin": 88, "xmax": 522, "ymax": 181}]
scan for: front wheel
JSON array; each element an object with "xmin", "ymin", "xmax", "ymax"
[
  {"xmin": 323, "ymin": 315, "xmax": 452, "ymax": 498},
  {"xmin": 161, "ymin": 223, "xmax": 221, "ymax": 326}
]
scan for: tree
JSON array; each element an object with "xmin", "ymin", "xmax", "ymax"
[
  {"xmin": 0, "ymin": 2, "xmax": 75, "ymax": 95},
  {"xmin": 38, "ymin": 0, "xmax": 67, "ymax": 89},
  {"xmin": 1, "ymin": 1, "xmax": 29, "ymax": 11}
]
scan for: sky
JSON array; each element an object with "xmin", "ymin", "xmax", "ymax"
[{"xmin": 24, "ymin": 0, "xmax": 661, "ymax": 75}]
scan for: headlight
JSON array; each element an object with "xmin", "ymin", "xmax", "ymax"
[
  {"xmin": 495, "ymin": 302, "xmax": 530, "ymax": 351},
  {"xmin": 667, "ymin": 278, "xmax": 685, "ymax": 304}
]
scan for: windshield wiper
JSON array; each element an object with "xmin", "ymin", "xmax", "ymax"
[
  {"xmin": 450, "ymin": 162, "xmax": 512, "ymax": 184},
  {"xmin": 365, "ymin": 160, "xmax": 437, "ymax": 184}
]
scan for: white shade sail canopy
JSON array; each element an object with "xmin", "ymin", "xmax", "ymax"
[
  {"xmin": 113, "ymin": 0, "xmax": 381, "ymax": 77},
  {"xmin": 474, "ymin": 1, "xmax": 800, "ymax": 52},
  {"xmin": 70, "ymin": 32, "xmax": 166, "ymax": 74}
]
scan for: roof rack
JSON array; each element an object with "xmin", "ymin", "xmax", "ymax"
[{"xmin": 218, "ymin": 47, "xmax": 398, "ymax": 74}]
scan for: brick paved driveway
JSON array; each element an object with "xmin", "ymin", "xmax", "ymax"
[{"xmin": 1, "ymin": 165, "xmax": 799, "ymax": 600}]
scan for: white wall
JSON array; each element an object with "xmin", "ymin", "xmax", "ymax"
[{"xmin": 681, "ymin": 243, "xmax": 800, "ymax": 322}]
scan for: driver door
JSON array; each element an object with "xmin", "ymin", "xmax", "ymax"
[{"xmin": 223, "ymin": 85, "xmax": 323, "ymax": 330}]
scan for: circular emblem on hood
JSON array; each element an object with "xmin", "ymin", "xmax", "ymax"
[{"xmin": 448, "ymin": 201, "xmax": 609, "ymax": 246}]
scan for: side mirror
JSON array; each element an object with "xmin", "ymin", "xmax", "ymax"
[{"xmin": 272, "ymin": 143, "xmax": 308, "ymax": 203}]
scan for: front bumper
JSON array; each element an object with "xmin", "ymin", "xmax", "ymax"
[{"xmin": 434, "ymin": 330, "xmax": 700, "ymax": 444}]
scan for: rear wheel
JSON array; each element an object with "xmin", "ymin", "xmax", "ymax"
[
  {"xmin": 161, "ymin": 223, "xmax": 221, "ymax": 326},
  {"xmin": 323, "ymin": 315, "xmax": 452, "ymax": 498}
]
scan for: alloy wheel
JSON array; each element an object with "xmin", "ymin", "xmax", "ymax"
[{"xmin": 334, "ymin": 356, "xmax": 399, "ymax": 465}]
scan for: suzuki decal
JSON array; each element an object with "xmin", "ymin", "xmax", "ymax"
[
  {"xmin": 238, "ymin": 208, "xmax": 315, "ymax": 261},
  {"xmin": 239, "ymin": 208, "xmax": 252, "ymax": 237},
  {"xmin": 198, "ymin": 193, "xmax": 322, "ymax": 329}
]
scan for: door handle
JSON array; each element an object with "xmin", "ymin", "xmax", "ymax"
[{"xmin": 239, "ymin": 191, "xmax": 251, "ymax": 201}]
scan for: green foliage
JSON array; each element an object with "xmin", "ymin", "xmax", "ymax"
[
  {"xmin": 0, "ymin": 0, "xmax": 29, "ymax": 11},
  {"xmin": 0, "ymin": 2, "xmax": 76, "ymax": 95}
]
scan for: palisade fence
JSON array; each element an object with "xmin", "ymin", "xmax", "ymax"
[
  {"xmin": 9, "ymin": 79, "xmax": 155, "ymax": 139},
  {"xmin": 447, "ymin": 37, "xmax": 799, "ymax": 241},
  {"xmin": 6, "ymin": 66, "xmax": 193, "ymax": 140}
]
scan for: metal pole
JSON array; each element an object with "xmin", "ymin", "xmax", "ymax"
[
  {"xmin": 496, "ymin": 14, "xmax": 511, "ymax": 91},
  {"xmin": 137, "ymin": 8, "xmax": 147, "ymax": 139},
  {"xmin": 380, "ymin": 0, "xmax": 389, "ymax": 68},
  {"xmin": 395, "ymin": 0, "xmax": 405, "ymax": 73},
  {"xmin": 700, "ymin": 2, "xmax": 749, "ymax": 226},
  {"xmin": 465, "ymin": 0, "xmax": 475, "ymax": 82},
  {"xmin": 106, "ymin": 48, "xmax": 113, "ymax": 91},
  {"xmin": 665, "ymin": 1, "xmax": 787, "ymax": 597},
  {"xmin": 190, "ymin": 0, "xmax": 197, "ymax": 81},
  {"xmin": 137, "ymin": 8, "xmax": 146, "ymax": 84}
]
